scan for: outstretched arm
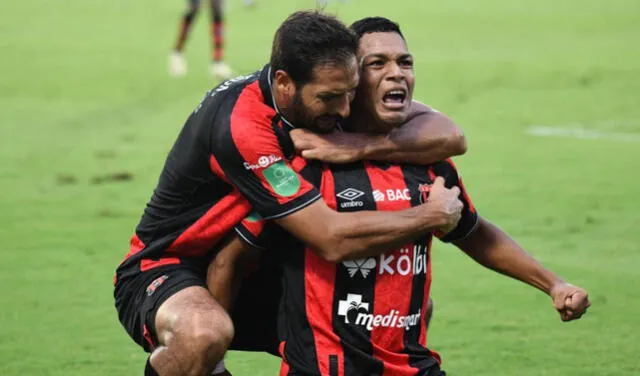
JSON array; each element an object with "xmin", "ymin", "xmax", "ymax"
[
  {"xmin": 291, "ymin": 102, "xmax": 466, "ymax": 165},
  {"xmin": 453, "ymin": 217, "xmax": 591, "ymax": 322}
]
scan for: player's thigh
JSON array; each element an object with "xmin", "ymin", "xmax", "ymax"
[
  {"xmin": 114, "ymin": 263, "xmax": 208, "ymax": 352},
  {"xmin": 155, "ymin": 284, "xmax": 234, "ymax": 348}
]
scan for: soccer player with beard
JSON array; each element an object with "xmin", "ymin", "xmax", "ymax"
[
  {"xmin": 210, "ymin": 17, "xmax": 591, "ymax": 376},
  {"xmin": 115, "ymin": 11, "xmax": 467, "ymax": 376}
]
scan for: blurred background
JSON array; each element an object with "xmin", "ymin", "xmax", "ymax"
[{"xmin": 1, "ymin": 0, "xmax": 639, "ymax": 374}]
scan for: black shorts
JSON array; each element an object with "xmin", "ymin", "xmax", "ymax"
[
  {"xmin": 114, "ymin": 259, "xmax": 208, "ymax": 352},
  {"xmin": 114, "ymin": 256, "xmax": 283, "ymax": 355},
  {"xmin": 229, "ymin": 252, "xmax": 282, "ymax": 356}
]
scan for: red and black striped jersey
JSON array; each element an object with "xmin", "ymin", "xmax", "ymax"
[
  {"xmin": 236, "ymin": 157, "xmax": 478, "ymax": 376},
  {"xmin": 115, "ymin": 65, "xmax": 321, "ymax": 282}
]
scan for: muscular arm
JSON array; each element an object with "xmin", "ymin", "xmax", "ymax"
[
  {"xmin": 453, "ymin": 217, "xmax": 563, "ymax": 295},
  {"xmin": 453, "ymin": 217, "xmax": 591, "ymax": 321},
  {"xmin": 291, "ymin": 101, "xmax": 466, "ymax": 165},
  {"xmin": 207, "ymin": 236, "xmax": 262, "ymax": 311},
  {"xmin": 275, "ymin": 193, "xmax": 455, "ymax": 263},
  {"xmin": 362, "ymin": 102, "xmax": 467, "ymax": 164}
]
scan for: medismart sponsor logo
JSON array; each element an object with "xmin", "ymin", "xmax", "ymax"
[{"xmin": 337, "ymin": 293, "xmax": 422, "ymax": 331}]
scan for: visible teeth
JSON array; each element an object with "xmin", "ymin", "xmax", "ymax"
[{"xmin": 388, "ymin": 90, "xmax": 404, "ymax": 95}]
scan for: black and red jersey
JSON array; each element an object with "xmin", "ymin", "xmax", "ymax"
[
  {"xmin": 236, "ymin": 158, "xmax": 478, "ymax": 376},
  {"xmin": 115, "ymin": 65, "xmax": 321, "ymax": 282}
]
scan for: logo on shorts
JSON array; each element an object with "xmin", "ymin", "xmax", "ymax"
[
  {"xmin": 262, "ymin": 161, "xmax": 300, "ymax": 197},
  {"xmin": 146, "ymin": 275, "xmax": 169, "ymax": 296},
  {"xmin": 336, "ymin": 188, "xmax": 365, "ymax": 208}
]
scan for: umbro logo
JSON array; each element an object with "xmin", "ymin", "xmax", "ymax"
[
  {"xmin": 336, "ymin": 188, "xmax": 365, "ymax": 209},
  {"xmin": 336, "ymin": 188, "xmax": 365, "ymax": 201}
]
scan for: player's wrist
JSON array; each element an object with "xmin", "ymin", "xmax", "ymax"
[
  {"xmin": 547, "ymin": 279, "xmax": 569, "ymax": 297},
  {"xmin": 417, "ymin": 202, "xmax": 448, "ymax": 230}
]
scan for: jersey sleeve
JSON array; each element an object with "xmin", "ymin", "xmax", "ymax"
[
  {"xmin": 433, "ymin": 159, "xmax": 479, "ymax": 243},
  {"xmin": 234, "ymin": 157, "xmax": 323, "ymax": 250},
  {"xmin": 234, "ymin": 212, "xmax": 280, "ymax": 250},
  {"xmin": 210, "ymin": 90, "xmax": 321, "ymax": 220}
]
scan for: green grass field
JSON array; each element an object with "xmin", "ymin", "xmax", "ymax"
[{"xmin": 1, "ymin": 0, "xmax": 639, "ymax": 374}]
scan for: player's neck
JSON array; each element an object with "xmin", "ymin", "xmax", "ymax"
[{"xmin": 347, "ymin": 114, "xmax": 388, "ymax": 134}]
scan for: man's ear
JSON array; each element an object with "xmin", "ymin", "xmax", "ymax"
[{"xmin": 274, "ymin": 70, "xmax": 296, "ymax": 99}]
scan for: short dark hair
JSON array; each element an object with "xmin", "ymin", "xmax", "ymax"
[
  {"xmin": 349, "ymin": 17, "xmax": 405, "ymax": 41},
  {"xmin": 270, "ymin": 11, "xmax": 358, "ymax": 85}
]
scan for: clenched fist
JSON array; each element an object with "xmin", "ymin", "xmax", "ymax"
[
  {"xmin": 550, "ymin": 283, "xmax": 591, "ymax": 322},
  {"xmin": 426, "ymin": 176, "xmax": 463, "ymax": 234}
]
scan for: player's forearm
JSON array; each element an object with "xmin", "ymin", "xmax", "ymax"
[
  {"xmin": 206, "ymin": 237, "xmax": 254, "ymax": 311},
  {"xmin": 326, "ymin": 204, "xmax": 446, "ymax": 262},
  {"xmin": 361, "ymin": 112, "xmax": 467, "ymax": 165},
  {"xmin": 454, "ymin": 218, "xmax": 563, "ymax": 295}
]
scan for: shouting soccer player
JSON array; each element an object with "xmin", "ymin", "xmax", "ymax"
[
  {"xmin": 115, "ymin": 11, "xmax": 468, "ymax": 376},
  {"xmin": 210, "ymin": 17, "xmax": 591, "ymax": 376}
]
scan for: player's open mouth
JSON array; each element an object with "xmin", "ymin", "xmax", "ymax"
[{"xmin": 382, "ymin": 89, "xmax": 407, "ymax": 110}]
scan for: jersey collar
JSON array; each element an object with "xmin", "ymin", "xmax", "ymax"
[{"xmin": 259, "ymin": 64, "xmax": 297, "ymax": 129}]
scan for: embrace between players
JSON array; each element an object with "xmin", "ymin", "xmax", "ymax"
[{"xmin": 115, "ymin": 11, "xmax": 591, "ymax": 376}]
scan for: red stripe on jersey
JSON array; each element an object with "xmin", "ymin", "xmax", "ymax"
[
  {"xmin": 165, "ymin": 190, "xmax": 251, "ymax": 256},
  {"xmin": 426, "ymin": 167, "xmax": 445, "ymax": 239},
  {"xmin": 116, "ymin": 235, "xmax": 148, "ymax": 283},
  {"xmin": 305, "ymin": 250, "xmax": 343, "ymax": 376},
  {"xmin": 364, "ymin": 164, "xmax": 414, "ymax": 372},
  {"xmin": 122, "ymin": 234, "xmax": 146, "ymax": 261},
  {"xmin": 228, "ymin": 82, "xmax": 315, "ymax": 206},
  {"xmin": 240, "ymin": 217, "xmax": 264, "ymax": 238},
  {"xmin": 140, "ymin": 257, "xmax": 181, "ymax": 272},
  {"xmin": 304, "ymin": 169, "xmax": 344, "ymax": 376},
  {"xmin": 419, "ymin": 237, "xmax": 434, "ymax": 347},
  {"xmin": 209, "ymin": 154, "xmax": 229, "ymax": 183},
  {"xmin": 279, "ymin": 359, "xmax": 290, "ymax": 376},
  {"xmin": 279, "ymin": 341, "xmax": 292, "ymax": 376},
  {"xmin": 291, "ymin": 156, "xmax": 308, "ymax": 171},
  {"xmin": 444, "ymin": 159, "xmax": 476, "ymax": 213}
]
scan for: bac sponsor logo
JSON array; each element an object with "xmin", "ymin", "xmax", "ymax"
[
  {"xmin": 262, "ymin": 161, "xmax": 300, "ymax": 197},
  {"xmin": 244, "ymin": 154, "xmax": 282, "ymax": 171},
  {"xmin": 146, "ymin": 275, "xmax": 169, "ymax": 296},
  {"xmin": 342, "ymin": 244, "xmax": 428, "ymax": 278},
  {"xmin": 336, "ymin": 188, "xmax": 365, "ymax": 209},
  {"xmin": 337, "ymin": 294, "xmax": 421, "ymax": 331},
  {"xmin": 372, "ymin": 188, "xmax": 411, "ymax": 202}
]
